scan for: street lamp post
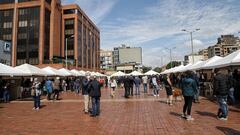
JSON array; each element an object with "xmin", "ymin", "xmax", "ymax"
[
  {"xmin": 65, "ymin": 35, "xmax": 74, "ymax": 69},
  {"xmin": 165, "ymin": 47, "xmax": 176, "ymax": 68},
  {"xmin": 182, "ymin": 29, "xmax": 200, "ymax": 64}
]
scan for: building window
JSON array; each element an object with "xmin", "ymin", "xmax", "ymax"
[
  {"xmin": 63, "ymin": 9, "xmax": 75, "ymax": 14},
  {"xmin": 3, "ymin": 22, "xmax": 12, "ymax": 28},
  {"xmin": 19, "ymin": 20, "xmax": 28, "ymax": 27},
  {"xmin": 0, "ymin": 0, "xmax": 14, "ymax": 4}
]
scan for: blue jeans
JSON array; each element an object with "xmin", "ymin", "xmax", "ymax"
[
  {"xmin": 143, "ymin": 83, "xmax": 147, "ymax": 93},
  {"xmin": 3, "ymin": 90, "xmax": 10, "ymax": 102},
  {"xmin": 33, "ymin": 96, "xmax": 40, "ymax": 108},
  {"xmin": 135, "ymin": 85, "xmax": 140, "ymax": 95},
  {"xmin": 153, "ymin": 85, "xmax": 159, "ymax": 95},
  {"xmin": 74, "ymin": 85, "xmax": 80, "ymax": 94},
  {"xmin": 217, "ymin": 95, "xmax": 228, "ymax": 117},
  {"xmin": 92, "ymin": 97, "xmax": 100, "ymax": 116}
]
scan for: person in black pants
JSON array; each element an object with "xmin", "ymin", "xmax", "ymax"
[
  {"xmin": 123, "ymin": 76, "xmax": 131, "ymax": 98},
  {"xmin": 129, "ymin": 75, "xmax": 134, "ymax": 96},
  {"xmin": 181, "ymin": 71, "xmax": 197, "ymax": 121}
]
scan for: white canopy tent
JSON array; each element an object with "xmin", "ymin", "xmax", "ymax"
[
  {"xmin": 197, "ymin": 56, "xmax": 223, "ymax": 70},
  {"xmin": 144, "ymin": 70, "xmax": 159, "ymax": 75},
  {"xmin": 110, "ymin": 71, "xmax": 126, "ymax": 77},
  {"xmin": 129, "ymin": 71, "xmax": 143, "ymax": 76},
  {"xmin": 203, "ymin": 50, "xmax": 240, "ymax": 69},
  {"xmin": 171, "ymin": 65, "xmax": 185, "ymax": 73},
  {"xmin": 71, "ymin": 69, "xmax": 84, "ymax": 76},
  {"xmin": 177, "ymin": 63, "xmax": 193, "ymax": 73},
  {"xmin": 58, "ymin": 68, "xmax": 74, "ymax": 76},
  {"xmin": 42, "ymin": 66, "xmax": 62, "ymax": 76},
  {"xmin": 0, "ymin": 63, "xmax": 30, "ymax": 76},
  {"xmin": 186, "ymin": 61, "xmax": 204, "ymax": 71},
  {"xmin": 15, "ymin": 63, "xmax": 51, "ymax": 76},
  {"xmin": 79, "ymin": 70, "xmax": 86, "ymax": 76}
]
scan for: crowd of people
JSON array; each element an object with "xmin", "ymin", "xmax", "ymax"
[{"xmin": 0, "ymin": 68, "xmax": 239, "ymax": 120}]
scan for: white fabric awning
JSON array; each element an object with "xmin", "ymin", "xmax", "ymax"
[
  {"xmin": 111, "ymin": 71, "xmax": 126, "ymax": 77},
  {"xmin": 129, "ymin": 71, "xmax": 143, "ymax": 76},
  {"xmin": 71, "ymin": 69, "xmax": 84, "ymax": 76},
  {"xmin": 198, "ymin": 56, "xmax": 223, "ymax": 70},
  {"xmin": 42, "ymin": 66, "xmax": 62, "ymax": 76},
  {"xmin": 203, "ymin": 50, "xmax": 240, "ymax": 69},
  {"xmin": 144, "ymin": 70, "xmax": 159, "ymax": 75},
  {"xmin": 0, "ymin": 63, "xmax": 30, "ymax": 76},
  {"xmin": 15, "ymin": 63, "xmax": 51, "ymax": 76},
  {"xmin": 58, "ymin": 68, "xmax": 74, "ymax": 76}
]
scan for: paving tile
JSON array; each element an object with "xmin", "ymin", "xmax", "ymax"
[{"xmin": 0, "ymin": 87, "xmax": 240, "ymax": 135}]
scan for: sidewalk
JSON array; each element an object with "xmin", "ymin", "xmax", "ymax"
[{"xmin": 0, "ymin": 87, "xmax": 239, "ymax": 135}]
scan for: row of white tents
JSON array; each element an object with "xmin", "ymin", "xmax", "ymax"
[
  {"xmin": 110, "ymin": 70, "xmax": 160, "ymax": 77},
  {"xmin": 0, "ymin": 63, "xmax": 106, "ymax": 77},
  {"xmin": 161, "ymin": 49, "xmax": 240, "ymax": 74}
]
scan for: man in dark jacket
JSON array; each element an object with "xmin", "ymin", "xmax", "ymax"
[
  {"xmin": 88, "ymin": 76, "xmax": 101, "ymax": 117},
  {"xmin": 129, "ymin": 75, "xmax": 134, "ymax": 96},
  {"xmin": 123, "ymin": 76, "xmax": 131, "ymax": 98},
  {"xmin": 213, "ymin": 69, "xmax": 229, "ymax": 120},
  {"xmin": 82, "ymin": 76, "xmax": 90, "ymax": 114}
]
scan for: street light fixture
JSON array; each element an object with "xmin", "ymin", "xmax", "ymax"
[
  {"xmin": 65, "ymin": 34, "xmax": 74, "ymax": 69},
  {"xmin": 182, "ymin": 28, "xmax": 200, "ymax": 64},
  {"xmin": 165, "ymin": 47, "xmax": 176, "ymax": 68}
]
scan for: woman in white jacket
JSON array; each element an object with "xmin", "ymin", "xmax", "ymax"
[{"xmin": 110, "ymin": 78, "xmax": 117, "ymax": 97}]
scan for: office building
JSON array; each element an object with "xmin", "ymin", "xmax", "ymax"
[
  {"xmin": 0, "ymin": 40, "xmax": 11, "ymax": 65},
  {"xmin": 208, "ymin": 35, "xmax": 240, "ymax": 58},
  {"xmin": 0, "ymin": 0, "xmax": 100, "ymax": 70},
  {"xmin": 198, "ymin": 49, "xmax": 208, "ymax": 60},
  {"xmin": 184, "ymin": 54, "xmax": 204, "ymax": 65},
  {"xmin": 113, "ymin": 44, "xmax": 142, "ymax": 65},
  {"xmin": 100, "ymin": 49, "xmax": 113, "ymax": 70}
]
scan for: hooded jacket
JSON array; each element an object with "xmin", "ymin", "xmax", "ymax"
[{"xmin": 181, "ymin": 77, "xmax": 197, "ymax": 96}]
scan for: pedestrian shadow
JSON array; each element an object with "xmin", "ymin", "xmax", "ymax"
[
  {"xmin": 229, "ymin": 108, "xmax": 240, "ymax": 113},
  {"xmin": 216, "ymin": 126, "xmax": 240, "ymax": 135},
  {"xmin": 169, "ymin": 112, "xmax": 181, "ymax": 117},
  {"xmin": 40, "ymin": 105, "xmax": 46, "ymax": 109},
  {"xmin": 158, "ymin": 100, "xmax": 167, "ymax": 104},
  {"xmin": 195, "ymin": 111, "xmax": 216, "ymax": 118}
]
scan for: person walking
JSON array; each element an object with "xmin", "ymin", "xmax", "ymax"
[
  {"xmin": 3, "ymin": 83, "xmax": 10, "ymax": 103},
  {"xmin": 88, "ymin": 76, "xmax": 101, "ymax": 117},
  {"xmin": 74, "ymin": 78, "xmax": 81, "ymax": 95},
  {"xmin": 134, "ymin": 76, "xmax": 141, "ymax": 95},
  {"xmin": 152, "ymin": 75, "xmax": 160, "ymax": 97},
  {"xmin": 45, "ymin": 78, "xmax": 53, "ymax": 100},
  {"xmin": 213, "ymin": 69, "xmax": 229, "ymax": 120},
  {"xmin": 227, "ymin": 70, "xmax": 236, "ymax": 105},
  {"xmin": 129, "ymin": 75, "xmax": 134, "ymax": 96},
  {"xmin": 142, "ymin": 76, "xmax": 148, "ymax": 94},
  {"xmin": 82, "ymin": 76, "xmax": 90, "ymax": 114},
  {"xmin": 53, "ymin": 77, "xmax": 60, "ymax": 100},
  {"xmin": 181, "ymin": 71, "xmax": 197, "ymax": 120},
  {"xmin": 162, "ymin": 75, "xmax": 173, "ymax": 105},
  {"xmin": 192, "ymin": 72, "xmax": 200, "ymax": 103},
  {"xmin": 31, "ymin": 78, "xmax": 42, "ymax": 110},
  {"xmin": 110, "ymin": 77, "xmax": 117, "ymax": 97},
  {"xmin": 123, "ymin": 76, "xmax": 131, "ymax": 98}
]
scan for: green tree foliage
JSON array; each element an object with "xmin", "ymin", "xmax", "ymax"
[
  {"xmin": 142, "ymin": 66, "xmax": 152, "ymax": 73},
  {"xmin": 153, "ymin": 67, "xmax": 162, "ymax": 73},
  {"xmin": 166, "ymin": 61, "xmax": 181, "ymax": 69}
]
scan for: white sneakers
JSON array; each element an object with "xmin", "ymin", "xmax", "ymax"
[{"xmin": 186, "ymin": 115, "xmax": 194, "ymax": 121}]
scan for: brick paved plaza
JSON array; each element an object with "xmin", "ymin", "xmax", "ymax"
[{"xmin": 0, "ymin": 87, "xmax": 240, "ymax": 135}]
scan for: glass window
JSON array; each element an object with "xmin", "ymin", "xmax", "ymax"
[
  {"xmin": 64, "ymin": 9, "xmax": 75, "ymax": 14},
  {"xmin": 17, "ymin": 7, "xmax": 40, "ymax": 65},
  {"xmin": 0, "ymin": 0, "xmax": 14, "ymax": 4},
  {"xmin": 0, "ymin": 9, "xmax": 14, "ymax": 42}
]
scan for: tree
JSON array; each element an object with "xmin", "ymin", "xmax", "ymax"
[
  {"xmin": 166, "ymin": 61, "xmax": 181, "ymax": 69},
  {"xmin": 153, "ymin": 67, "xmax": 162, "ymax": 73},
  {"xmin": 142, "ymin": 66, "xmax": 152, "ymax": 73}
]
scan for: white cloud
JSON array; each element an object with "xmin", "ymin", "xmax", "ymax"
[
  {"xmin": 101, "ymin": 0, "xmax": 240, "ymax": 67},
  {"xmin": 62, "ymin": 0, "xmax": 118, "ymax": 24}
]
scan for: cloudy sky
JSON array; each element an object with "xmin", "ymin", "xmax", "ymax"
[{"xmin": 63, "ymin": 0, "xmax": 240, "ymax": 67}]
